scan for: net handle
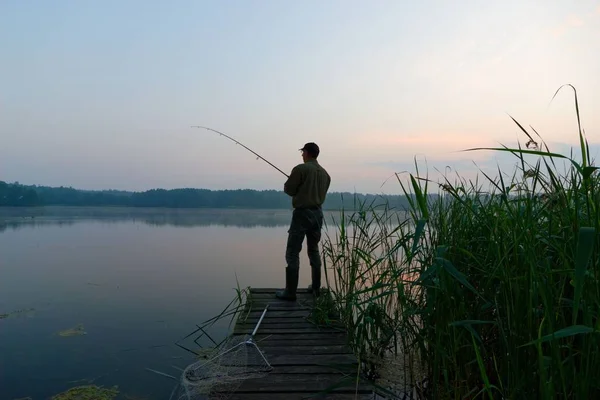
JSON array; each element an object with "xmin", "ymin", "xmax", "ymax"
[{"xmin": 251, "ymin": 304, "xmax": 269, "ymax": 338}]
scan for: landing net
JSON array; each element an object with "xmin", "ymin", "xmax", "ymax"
[{"xmin": 176, "ymin": 305, "xmax": 272, "ymax": 399}]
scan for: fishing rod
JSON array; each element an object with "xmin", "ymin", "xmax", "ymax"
[{"xmin": 191, "ymin": 126, "xmax": 289, "ymax": 178}]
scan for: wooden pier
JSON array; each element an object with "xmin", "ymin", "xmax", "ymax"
[{"xmin": 225, "ymin": 288, "xmax": 375, "ymax": 400}]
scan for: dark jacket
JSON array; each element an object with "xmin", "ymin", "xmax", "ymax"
[{"xmin": 284, "ymin": 159, "xmax": 331, "ymax": 209}]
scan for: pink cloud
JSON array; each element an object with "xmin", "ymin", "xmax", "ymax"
[
  {"xmin": 552, "ymin": 14, "xmax": 585, "ymax": 37},
  {"xmin": 566, "ymin": 15, "xmax": 585, "ymax": 27},
  {"xmin": 353, "ymin": 131, "xmax": 496, "ymax": 153}
]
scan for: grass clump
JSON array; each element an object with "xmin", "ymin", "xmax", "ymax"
[{"xmin": 321, "ymin": 85, "xmax": 600, "ymax": 399}]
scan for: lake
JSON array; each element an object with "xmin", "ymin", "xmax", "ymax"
[{"xmin": 0, "ymin": 206, "xmax": 344, "ymax": 400}]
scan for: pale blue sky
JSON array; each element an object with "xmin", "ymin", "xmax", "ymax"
[{"xmin": 2, "ymin": 0, "xmax": 599, "ymax": 194}]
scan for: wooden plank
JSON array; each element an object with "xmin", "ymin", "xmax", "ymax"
[
  {"xmin": 238, "ymin": 321, "xmax": 340, "ymax": 328},
  {"xmin": 259, "ymin": 338, "xmax": 349, "ymax": 347},
  {"xmin": 248, "ymin": 296, "xmax": 314, "ymax": 303},
  {"xmin": 238, "ymin": 322, "xmax": 344, "ymax": 331},
  {"xmin": 237, "ymin": 316, "xmax": 314, "ymax": 326},
  {"xmin": 238, "ymin": 333, "xmax": 347, "ymax": 341},
  {"xmin": 232, "ymin": 373, "xmax": 372, "ymax": 393},
  {"xmin": 249, "ymin": 305, "xmax": 313, "ymax": 311},
  {"xmin": 246, "ymin": 354, "xmax": 358, "ymax": 366},
  {"xmin": 248, "ymin": 303, "xmax": 313, "ymax": 315},
  {"xmin": 238, "ymin": 317, "xmax": 310, "ymax": 324},
  {"xmin": 250, "ymin": 292, "xmax": 314, "ymax": 300},
  {"xmin": 240, "ymin": 317, "xmax": 343, "ymax": 328},
  {"xmin": 244, "ymin": 310, "xmax": 312, "ymax": 318},
  {"xmin": 234, "ymin": 327, "xmax": 344, "ymax": 335},
  {"xmin": 196, "ymin": 365, "xmax": 355, "ymax": 375},
  {"xmin": 248, "ymin": 300, "xmax": 314, "ymax": 308},
  {"xmin": 263, "ymin": 345, "xmax": 353, "ymax": 355},
  {"xmin": 225, "ymin": 393, "xmax": 375, "ymax": 400},
  {"xmin": 250, "ymin": 288, "xmax": 313, "ymax": 294},
  {"xmin": 258, "ymin": 365, "xmax": 355, "ymax": 374},
  {"xmin": 246, "ymin": 301, "xmax": 308, "ymax": 308},
  {"xmin": 238, "ymin": 322, "xmax": 331, "ymax": 329}
]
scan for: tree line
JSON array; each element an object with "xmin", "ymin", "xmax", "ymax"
[{"xmin": 0, "ymin": 181, "xmax": 412, "ymax": 210}]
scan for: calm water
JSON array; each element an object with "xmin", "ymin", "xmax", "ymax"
[{"xmin": 0, "ymin": 207, "xmax": 342, "ymax": 400}]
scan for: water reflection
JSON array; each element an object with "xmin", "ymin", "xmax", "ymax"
[{"xmin": 0, "ymin": 206, "xmax": 402, "ymax": 232}]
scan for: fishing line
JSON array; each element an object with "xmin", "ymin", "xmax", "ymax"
[{"xmin": 191, "ymin": 125, "xmax": 289, "ymax": 178}]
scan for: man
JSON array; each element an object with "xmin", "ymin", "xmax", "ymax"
[{"xmin": 276, "ymin": 142, "xmax": 331, "ymax": 301}]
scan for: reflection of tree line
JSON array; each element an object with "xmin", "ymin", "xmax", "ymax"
[
  {"xmin": 0, "ymin": 219, "xmax": 77, "ymax": 232},
  {"xmin": 0, "ymin": 210, "xmax": 303, "ymax": 230},
  {"xmin": 0, "ymin": 215, "xmax": 290, "ymax": 231},
  {"xmin": 0, "ymin": 208, "xmax": 404, "ymax": 231},
  {"xmin": 138, "ymin": 212, "xmax": 294, "ymax": 228}
]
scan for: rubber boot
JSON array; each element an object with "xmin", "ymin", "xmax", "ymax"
[
  {"xmin": 307, "ymin": 266, "xmax": 321, "ymax": 297},
  {"xmin": 276, "ymin": 267, "xmax": 299, "ymax": 301}
]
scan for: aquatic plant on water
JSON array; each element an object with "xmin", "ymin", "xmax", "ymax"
[
  {"xmin": 0, "ymin": 308, "xmax": 36, "ymax": 320},
  {"xmin": 321, "ymin": 85, "xmax": 600, "ymax": 399},
  {"xmin": 50, "ymin": 385, "xmax": 119, "ymax": 400},
  {"xmin": 58, "ymin": 323, "xmax": 87, "ymax": 337}
]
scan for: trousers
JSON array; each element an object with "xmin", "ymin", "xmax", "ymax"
[{"xmin": 285, "ymin": 207, "xmax": 324, "ymax": 285}]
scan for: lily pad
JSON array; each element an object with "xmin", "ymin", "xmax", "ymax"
[
  {"xmin": 50, "ymin": 385, "xmax": 119, "ymax": 400},
  {"xmin": 58, "ymin": 323, "xmax": 87, "ymax": 337}
]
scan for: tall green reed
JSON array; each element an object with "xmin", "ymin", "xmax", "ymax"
[
  {"xmin": 321, "ymin": 85, "xmax": 600, "ymax": 399},
  {"xmin": 321, "ymin": 195, "xmax": 426, "ymax": 388}
]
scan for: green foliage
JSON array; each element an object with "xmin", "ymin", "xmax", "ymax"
[
  {"xmin": 307, "ymin": 289, "xmax": 340, "ymax": 327},
  {"xmin": 0, "ymin": 181, "xmax": 39, "ymax": 206},
  {"xmin": 322, "ymin": 86, "xmax": 600, "ymax": 398}
]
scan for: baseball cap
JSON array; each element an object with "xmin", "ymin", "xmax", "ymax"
[{"xmin": 299, "ymin": 142, "xmax": 320, "ymax": 157}]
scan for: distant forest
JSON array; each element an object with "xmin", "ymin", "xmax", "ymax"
[{"xmin": 0, "ymin": 181, "xmax": 412, "ymax": 210}]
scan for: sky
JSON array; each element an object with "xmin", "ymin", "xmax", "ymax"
[{"xmin": 2, "ymin": 0, "xmax": 600, "ymax": 195}]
